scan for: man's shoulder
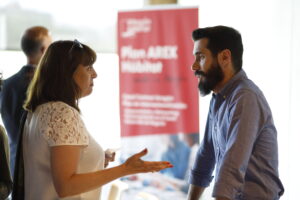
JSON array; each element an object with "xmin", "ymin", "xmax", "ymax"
[
  {"xmin": 2, "ymin": 73, "xmax": 22, "ymax": 91},
  {"xmin": 228, "ymin": 78, "xmax": 270, "ymax": 108},
  {"xmin": 221, "ymin": 70, "xmax": 262, "ymax": 100},
  {"xmin": 233, "ymin": 77, "xmax": 262, "ymax": 96},
  {"xmin": 4, "ymin": 67, "xmax": 24, "ymax": 82},
  {"xmin": 3, "ymin": 66, "xmax": 33, "ymax": 87}
]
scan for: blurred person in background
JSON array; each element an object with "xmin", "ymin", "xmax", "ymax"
[
  {"xmin": 0, "ymin": 73, "xmax": 12, "ymax": 200},
  {"xmin": 0, "ymin": 125, "xmax": 12, "ymax": 200},
  {"xmin": 182, "ymin": 133, "xmax": 199, "ymax": 179},
  {"xmin": 13, "ymin": 40, "xmax": 173, "ymax": 200},
  {"xmin": 161, "ymin": 134, "xmax": 191, "ymax": 180},
  {"xmin": 0, "ymin": 26, "xmax": 52, "ymax": 177}
]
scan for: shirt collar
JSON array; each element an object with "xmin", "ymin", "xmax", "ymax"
[
  {"xmin": 215, "ymin": 69, "xmax": 247, "ymax": 100},
  {"xmin": 23, "ymin": 64, "xmax": 35, "ymax": 69},
  {"xmin": 20, "ymin": 64, "xmax": 36, "ymax": 74}
]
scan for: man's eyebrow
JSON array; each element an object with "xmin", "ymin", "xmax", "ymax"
[{"xmin": 194, "ymin": 51, "xmax": 203, "ymax": 56}]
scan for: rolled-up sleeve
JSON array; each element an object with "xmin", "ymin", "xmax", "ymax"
[{"xmin": 189, "ymin": 112, "xmax": 216, "ymax": 187}]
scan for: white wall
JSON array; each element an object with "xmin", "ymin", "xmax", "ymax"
[
  {"xmin": 178, "ymin": 0, "xmax": 299, "ymax": 199},
  {"xmin": 288, "ymin": 0, "xmax": 300, "ymax": 199}
]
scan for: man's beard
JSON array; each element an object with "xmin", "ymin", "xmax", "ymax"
[{"xmin": 195, "ymin": 61, "xmax": 224, "ymax": 96}]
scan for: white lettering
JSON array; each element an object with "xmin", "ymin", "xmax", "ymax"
[
  {"xmin": 120, "ymin": 46, "xmax": 178, "ymax": 60},
  {"xmin": 121, "ymin": 94, "xmax": 186, "ymax": 127},
  {"xmin": 121, "ymin": 61, "xmax": 163, "ymax": 73},
  {"xmin": 147, "ymin": 46, "xmax": 178, "ymax": 59},
  {"xmin": 122, "ymin": 94, "xmax": 174, "ymax": 102},
  {"xmin": 121, "ymin": 46, "xmax": 146, "ymax": 59}
]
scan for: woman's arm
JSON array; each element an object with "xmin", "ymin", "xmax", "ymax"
[{"xmin": 51, "ymin": 146, "xmax": 172, "ymax": 197}]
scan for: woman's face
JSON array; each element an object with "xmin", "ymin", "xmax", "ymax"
[{"xmin": 73, "ymin": 64, "xmax": 97, "ymax": 98}]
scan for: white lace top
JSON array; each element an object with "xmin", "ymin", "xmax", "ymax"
[{"xmin": 23, "ymin": 101, "xmax": 104, "ymax": 200}]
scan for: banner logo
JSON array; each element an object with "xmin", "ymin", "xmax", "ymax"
[{"xmin": 121, "ymin": 18, "xmax": 152, "ymax": 38}]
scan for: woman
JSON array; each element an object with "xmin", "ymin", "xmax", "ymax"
[{"xmin": 21, "ymin": 40, "xmax": 172, "ymax": 199}]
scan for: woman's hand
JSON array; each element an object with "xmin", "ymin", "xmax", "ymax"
[{"xmin": 121, "ymin": 148, "xmax": 173, "ymax": 175}]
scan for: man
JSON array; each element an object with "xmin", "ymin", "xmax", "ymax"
[
  {"xmin": 187, "ymin": 26, "xmax": 284, "ymax": 200},
  {"xmin": 0, "ymin": 26, "xmax": 52, "ymax": 176}
]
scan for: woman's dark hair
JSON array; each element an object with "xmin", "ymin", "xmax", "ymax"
[
  {"xmin": 24, "ymin": 40, "xmax": 96, "ymax": 112},
  {"xmin": 192, "ymin": 25, "xmax": 243, "ymax": 73}
]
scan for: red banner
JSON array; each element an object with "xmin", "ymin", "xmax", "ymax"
[{"xmin": 118, "ymin": 7, "xmax": 199, "ymax": 137}]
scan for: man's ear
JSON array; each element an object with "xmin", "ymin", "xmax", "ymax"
[
  {"xmin": 41, "ymin": 46, "xmax": 46, "ymax": 54},
  {"xmin": 217, "ymin": 49, "xmax": 231, "ymax": 68}
]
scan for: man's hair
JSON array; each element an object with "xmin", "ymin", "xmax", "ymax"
[
  {"xmin": 24, "ymin": 40, "xmax": 97, "ymax": 112},
  {"xmin": 21, "ymin": 26, "xmax": 49, "ymax": 57},
  {"xmin": 192, "ymin": 25, "xmax": 243, "ymax": 72}
]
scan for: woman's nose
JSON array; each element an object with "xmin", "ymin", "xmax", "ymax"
[{"xmin": 92, "ymin": 69, "xmax": 97, "ymax": 78}]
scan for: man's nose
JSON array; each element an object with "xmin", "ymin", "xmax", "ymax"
[{"xmin": 191, "ymin": 61, "xmax": 200, "ymax": 71}]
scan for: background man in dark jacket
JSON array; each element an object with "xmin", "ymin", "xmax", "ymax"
[{"xmin": 0, "ymin": 26, "xmax": 52, "ymax": 176}]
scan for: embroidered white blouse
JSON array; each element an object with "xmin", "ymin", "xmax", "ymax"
[{"xmin": 23, "ymin": 101, "xmax": 104, "ymax": 200}]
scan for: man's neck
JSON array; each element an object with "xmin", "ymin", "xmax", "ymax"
[
  {"xmin": 213, "ymin": 70, "xmax": 235, "ymax": 94},
  {"xmin": 27, "ymin": 63, "xmax": 37, "ymax": 67},
  {"xmin": 27, "ymin": 55, "xmax": 41, "ymax": 67}
]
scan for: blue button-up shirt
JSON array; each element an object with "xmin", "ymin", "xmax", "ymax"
[{"xmin": 189, "ymin": 70, "xmax": 284, "ymax": 200}]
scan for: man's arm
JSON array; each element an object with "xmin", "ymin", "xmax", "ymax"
[
  {"xmin": 187, "ymin": 184, "xmax": 231, "ymax": 200},
  {"xmin": 187, "ymin": 102, "xmax": 216, "ymax": 200},
  {"xmin": 187, "ymin": 184, "xmax": 205, "ymax": 200}
]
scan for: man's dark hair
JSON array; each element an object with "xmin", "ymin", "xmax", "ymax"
[
  {"xmin": 21, "ymin": 26, "xmax": 49, "ymax": 57},
  {"xmin": 192, "ymin": 25, "xmax": 243, "ymax": 72}
]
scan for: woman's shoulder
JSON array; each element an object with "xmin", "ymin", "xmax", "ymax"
[
  {"xmin": 37, "ymin": 102, "xmax": 88, "ymax": 146},
  {"xmin": 36, "ymin": 101, "xmax": 80, "ymax": 121},
  {"xmin": 38, "ymin": 101, "xmax": 77, "ymax": 112}
]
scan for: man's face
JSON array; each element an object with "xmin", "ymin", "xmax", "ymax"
[{"xmin": 191, "ymin": 38, "xmax": 224, "ymax": 96}]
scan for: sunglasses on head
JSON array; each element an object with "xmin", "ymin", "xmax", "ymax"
[
  {"xmin": 69, "ymin": 39, "xmax": 83, "ymax": 60},
  {"xmin": 69, "ymin": 39, "xmax": 83, "ymax": 52}
]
